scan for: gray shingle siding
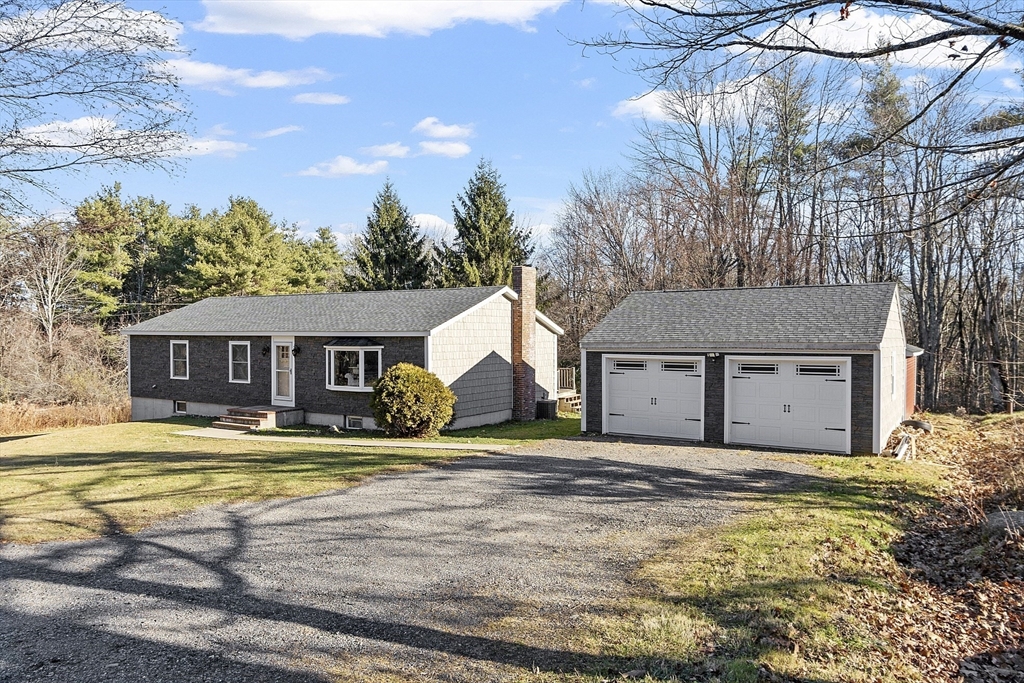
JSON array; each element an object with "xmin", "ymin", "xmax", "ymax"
[
  {"xmin": 294, "ymin": 336, "xmax": 424, "ymax": 417},
  {"xmin": 130, "ymin": 334, "xmax": 424, "ymax": 415},
  {"xmin": 130, "ymin": 335, "xmax": 272, "ymax": 405},
  {"xmin": 581, "ymin": 283, "xmax": 897, "ymax": 350},
  {"xmin": 585, "ymin": 350, "xmax": 874, "ymax": 453}
]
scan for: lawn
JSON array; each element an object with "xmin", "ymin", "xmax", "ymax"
[
  {"xmin": 0, "ymin": 417, "xmax": 499, "ymax": 544},
  {"xmin": 266, "ymin": 413, "xmax": 581, "ymax": 445}
]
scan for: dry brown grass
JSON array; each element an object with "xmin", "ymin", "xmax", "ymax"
[{"xmin": 0, "ymin": 400, "xmax": 130, "ymax": 436}]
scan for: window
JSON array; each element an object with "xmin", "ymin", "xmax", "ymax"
[
  {"xmin": 662, "ymin": 361, "xmax": 697, "ymax": 373},
  {"xmin": 612, "ymin": 360, "xmax": 646, "ymax": 371},
  {"xmin": 229, "ymin": 342, "xmax": 250, "ymax": 383},
  {"xmin": 326, "ymin": 346, "xmax": 382, "ymax": 391},
  {"xmin": 346, "ymin": 416, "xmax": 364, "ymax": 430},
  {"xmin": 170, "ymin": 340, "xmax": 188, "ymax": 379},
  {"xmin": 892, "ymin": 350, "xmax": 899, "ymax": 398},
  {"xmin": 738, "ymin": 363, "xmax": 778, "ymax": 375},
  {"xmin": 174, "ymin": 400, "xmax": 187, "ymax": 414},
  {"xmin": 796, "ymin": 364, "xmax": 840, "ymax": 377}
]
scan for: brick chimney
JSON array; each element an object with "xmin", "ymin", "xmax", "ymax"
[{"xmin": 511, "ymin": 265, "xmax": 536, "ymax": 421}]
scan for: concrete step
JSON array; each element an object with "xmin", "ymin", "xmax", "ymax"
[
  {"xmin": 211, "ymin": 420, "xmax": 255, "ymax": 432},
  {"xmin": 228, "ymin": 408, "xmax": 271, "ymax": 419},
  {"xmin": 218, "ymin": 415, "xmax": 263, "ymax": 426}
]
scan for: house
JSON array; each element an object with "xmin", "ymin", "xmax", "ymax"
[
  {"xmin": 580, "ymin": 282, "xmax": 910, "ymax": 455},
  {"xmin": 122, "ymin": 266, "xmax": 563, "ymax": 431}
]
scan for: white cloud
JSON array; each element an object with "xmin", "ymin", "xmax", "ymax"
[
  {"xmin": 411, "ymin": 116, "xmax": 474, "ymax": 139},
  {"xmin": 612, "ymin": 90, "xmax": 674, "ymax": 121},
  {"xmin": 413, "ymin": 213, "xmax": 454, "ymax": 243},
  {"xmin": 760, "ymin": 9, "xmax": 1021, "ymax": 71},
  {"xmin": 165, "ymin": 58, "xmax": 330, "ymax": 94},
  {"xmin": 196, "ymin": 0, "xmax": 566, "ymax": 39},
  {"xmin": 361, "ymin": 141, "xmax": 410, "ymax": 158},
  {"xmin": 1002, "ymin": 77, "xmax": 1022, "ymax": 92},
  {"xmin": 292, "ymin": 92, "xmax": 351, "ymax": 105},
  {"xmin": 574, "ymin": 77, "xmax": 596, "ymax": 89},
  {"xmin": 181, "ymin": 138, "xmax": 253, "ymax": 158},
  {"xmin": 253, "ymin": 125, "xmax": 302, "ymax": 139},
  {"xmin": 299, "ymin": 155, "xmax": 388, "ymax": 177},
  {"xmin": 20, "ymin": 116, "xmax": 189, "ymax": 157},
  {"xmin": 418, "ymin": 140, "xmax": 472, "ymax": 158}
]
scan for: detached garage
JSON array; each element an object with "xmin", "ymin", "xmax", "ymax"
[{"xmin": 580, "ymin": 283, "xmax": 908, "ymax": 455}]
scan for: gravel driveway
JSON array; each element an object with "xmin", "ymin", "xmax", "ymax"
[{"xmin": 0, "ymin": 437, "xmax": 817, "ymax": 682}]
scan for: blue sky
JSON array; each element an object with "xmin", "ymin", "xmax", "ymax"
[
  {"xmin": 38, "ymin": 1, "xmax": 1024, "ymax": 247},
  {"xmin": 48, "ymin": 0, "xmax": 649, "ymax": 245}
]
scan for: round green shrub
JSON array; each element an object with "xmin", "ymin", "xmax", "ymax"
[{"xmin": 370, "ymin": 363, "xmax": 456, "ymax": 438}]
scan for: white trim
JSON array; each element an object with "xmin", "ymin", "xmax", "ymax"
[
  {"xmin": 424, "ymin": 334, "xmax": 432, "ymax": 372},
  {"xmin": 872, "ymin": 351, "xmax": 881, "ymax": 454},
  {"xmin": 228, "ymin": 341, "xmax": 251, "ymax": 384},
  {"xmin": 123, "ymin": 330, "xmax": 428, "ymax": 338},
  {"xmin": 170, "ymin": 340, "xmax": 189, "ymax": 380},
  {"xmin": 580, "ymin": 349, "xmax": 587, "ymax": 433},
  {"xmin": 271, "ymin": 337, "xmax": 295, "ymax": 408},
  {"xmin": 581, "ymin": 344, "xmax": 882, "ymax": 353},
  {"xmin": 601, "ymin": 353, "xmax": 705, "ymax": 442},
  {"xmin": 325, "ymin": 346, "xmax": 381, "ymax": 391},
  {"xmin": 724, "ymin": 355, "xmax": 852, "ymax": 455},
  {"xmin": 535, "ymin": 310, "xmax": 565, "ymax": 336},
  {"xmin": 427, "ymin": 287, "xmax": 517, "ymax": 336}
]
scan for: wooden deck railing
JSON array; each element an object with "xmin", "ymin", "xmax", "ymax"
[{"xmin": 558, "ymin": 367, "xmax": 576, "ymax": 393}]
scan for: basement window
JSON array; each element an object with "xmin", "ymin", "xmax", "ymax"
[
  {"xmin": 738, "ymin": 363, "xmax": 778, "ymax": 375},
  {"xmin": 612, "ymin": 360, "xmax": 647, "ymax": 371},
  {"xmin": 174, "ymin": 401, "xmax": 187, "ymax": 414},
  {"xmin": 796, "ymin": 364, "xmax": 841, "ymax": 377},
  {"xmin": 662, "ymin": 361, "xmax": 697, "ymax": 373},
  {"xmin": 346, "ymin": 416, "xmax": 364, "ymax": 430}
]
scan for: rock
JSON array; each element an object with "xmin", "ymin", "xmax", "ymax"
[{"xmin": 984, "ymin": 510, "xmax": 1024, "ymax": 534}]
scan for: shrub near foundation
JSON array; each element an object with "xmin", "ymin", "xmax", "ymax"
[{"xmin": 370, "ymin": 363, "xmax": 456, "ymax": 437}]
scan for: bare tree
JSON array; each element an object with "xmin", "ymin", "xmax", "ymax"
[
  {"xmin": 589, "ymin": 0, "xmax": 1024, "ymax": 195},
  {"xmin": 20, "ymin": 220, "xmax": 80, "ymax": 359},
  {"xmin": 0, "ymin": 0, "xmax": 188, "ymax": 212}
]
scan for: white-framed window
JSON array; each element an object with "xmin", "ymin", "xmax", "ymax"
[
  {"xmin": 170, "ymin": 340, "xmax": 189, "ymax": 380},
  {"xmin": 174, "ymin": 400, "xmax": 187, "ymax": 414},
  {"xmin": 229, "ymin": 341, "xmax": 250, "ymax": 383},
  {"xmin": 892, "ymin": 350, "xmax": 899, "ymax": 398},
  {"xmin": 326, "ymin": 346, "xmax": 382, "ymax": 391}
]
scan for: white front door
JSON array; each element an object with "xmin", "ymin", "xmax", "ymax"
[
  {"xmin": 727, "ymin": 357, "xmax": 850, "ymax": 454},
  {"xmin": 272, "ymin": 339, "xmax": 295, "ymax": 407},
  {"xmin": 604, "ymin": 356, "xmax": 704, "ymax": 440}
]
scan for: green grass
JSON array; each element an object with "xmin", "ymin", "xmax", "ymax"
[
  {"xmin": 0, "ymin": 417, "xmax": 474, "ymax": 544},
  {"xmin": 530, "ymin": 456, "xmax": 949, "ymax": 682},
  {"xmin": 265, "ymin": 414, "xmax": 581, "ymax": 445}
]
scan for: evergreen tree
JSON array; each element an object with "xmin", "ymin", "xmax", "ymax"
[
  {"xmin": 180, "ymin": 197, "xmax": 291, "ymax": 298},
  {"xmin": 442, "ymin": 160, "xmax": 533, "ymax": 287},
  {"xmin": 349, "ymin": 181, "xmax": 430, "ymax": 290},
  {"xmin": 287, "ymin": 226, "xmax": 347, "ymax": 292}
]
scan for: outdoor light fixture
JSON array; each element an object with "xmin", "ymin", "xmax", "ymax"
[
  {"xmin": 292, "ymin": 346, "xmax": 301, "ymax": 356},
  {"xmin": 261, "ymin": 345, "xmax": 270, "ymax": 356}
]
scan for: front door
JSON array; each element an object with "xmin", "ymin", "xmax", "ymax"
[{"xmin": 272, "ymin": 339, "xmax": 295, "ymax": 407}]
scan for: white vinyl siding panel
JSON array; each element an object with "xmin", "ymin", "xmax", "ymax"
[
  {"xmin": 535, "ymin": 321, "xmax": 558, "ymax": 400},
  {"xmin": 878, "ymin": 292, "xmax": 907, "ymax": 448},
  {"xmin": 430, "ymin": 296, "xmax": 513, "ymax": 420}
]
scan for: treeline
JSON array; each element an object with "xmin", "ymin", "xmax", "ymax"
[
  {"xmin": 544, "ymin": 59, "xmax": 1024, "ymax": 413},
  {"xmin": 0, "ymin": 160, "xmax": 533, "ymax": 404}
]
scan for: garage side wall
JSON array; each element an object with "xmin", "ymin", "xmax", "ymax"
[
  {"xmin": 585, "ymin": 350, "xmax": 875, "ymax": 454},
  {"xmin": 878, "ymin": 294, "xmax": 907, "ymax": 447}
]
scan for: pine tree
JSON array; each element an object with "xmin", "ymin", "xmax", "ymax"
[
  {"xmin": 443, "ymin": 160, "xmax": 533, "ymax": 287},
  {"xmin": 350, "ymin": 181, "xmax": 431, "ymax": 290}
]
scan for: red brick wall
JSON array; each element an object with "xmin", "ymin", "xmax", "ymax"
[{"xmin": 512, "ymin": 266, "xmax": 537, "ymax": 421}]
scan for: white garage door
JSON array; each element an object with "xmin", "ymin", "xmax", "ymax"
[
  {"xmin": 727, "ymin": 357, "xmax": 850, "ymax": 454},
  {"xmin": 605, "ymin": 356, "xmax": 703, "ymax": 440}
]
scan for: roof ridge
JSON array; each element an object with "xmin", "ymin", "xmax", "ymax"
[
  {"xmin": 637, "ymin": 282, "xmax": 896, "ymax": 295},
  {"xmin": 196, "ymin": 285, "xmax": 505, "ymax": 302}
]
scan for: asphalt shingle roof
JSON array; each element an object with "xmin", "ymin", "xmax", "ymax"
[
  {"xmin": 581, "ymin": 283, "xmax": 898, "ymax": 351},
  {"xmin": 122, "ymin": 286, "xmax": 509, "ymax": 336}
]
